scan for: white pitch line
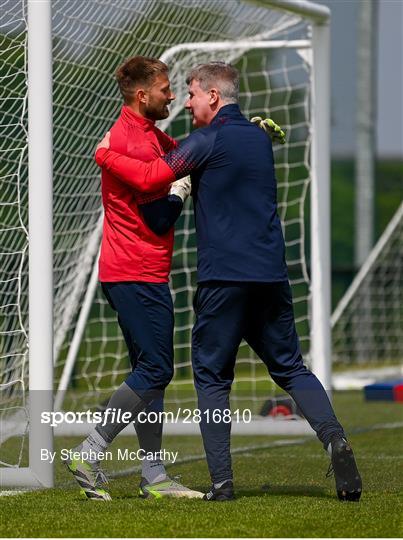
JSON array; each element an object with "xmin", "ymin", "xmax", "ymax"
[
  {"xmin": 0, "ymin": 489, "xmax": 30, "ymax": 497},
  {"xmin": 110, "ymin": 436, "xmax": 312, "ymax": 479},
  {"xmin": 110, "ymin": 420, "xmax": 403, "ymax": 479},
  {"xmin": 4, "ymin": 420, "xmax": 403, "ymax": 492}
]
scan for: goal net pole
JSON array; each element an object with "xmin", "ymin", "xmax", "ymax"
[
  {"xmin": 258, "ymin": 0, "xmax": 330, "ymax": 23},
  {"xmin": 28, "ymin": 0, "xmax": 54, "ymax": 488},
  {"xmin": 260, "ymin": 0, "xmax": 331, "ymax": 390},
  {"xmin": 54, "ymin": 237, "xmax": 103, "ymax": 413},
  {"xmin": 158, "ymin": 39, "xmax": 312, "ymax": 134},
  {"xmin": 1, "ymin": 0, "xmax": 54, "ymax": 489},
  {"xmin": 310, "ymin": 18, "xmax": 331, "ymax": 391}
]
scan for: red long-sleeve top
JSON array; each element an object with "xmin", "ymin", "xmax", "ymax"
[{"xmin": 99, "ymin": 106, "xmax": 177, "ymax": 282}]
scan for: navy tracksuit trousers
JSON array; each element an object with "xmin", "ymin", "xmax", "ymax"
[
  {"xmin": 192, "ymin": 280, "xmax": 344, "ymax": 484},
  {"xmin": 101, "ymin": 282, "xmax": 174, "ymax": 403}
]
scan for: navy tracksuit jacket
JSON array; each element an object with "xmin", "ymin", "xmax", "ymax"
[
  {"xmin": 164, "ymin": 104, "xmax": 288, "ymax": 283},
  {"xmin": 163, "ymin": 104, "xmax": 344, "ymax": 483}
]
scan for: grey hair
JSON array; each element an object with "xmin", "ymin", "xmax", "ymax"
[{"xmin": 186, "ymin": 62, "xmax": 239, "ymax": 104}]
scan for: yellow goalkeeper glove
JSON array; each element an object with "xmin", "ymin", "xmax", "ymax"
[{"xmin": 250, "ymin": 116, "xmax": 286, "ymax": 145}]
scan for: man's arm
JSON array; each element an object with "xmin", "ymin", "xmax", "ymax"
[
  {"xmin": 139, "ymin": 177, "xmax": 191, "ymax": 236},
  {"xmin": 96, "ymin": 132, "xmax": 190, "ymax": 235},
  {"xmin": 153, "ymin": 127, "xmax": 178, "ymax": 153},
  {"xmin": 95, "ymin": 130, "xmax": 211, "ymax": 192},
  {"xmin": 140, "ymin": 195, "xmax": 184, "ymax": 236},
  {"xmin": 96, "ymin": 147, "xmax": 175, "ymax": 193}
]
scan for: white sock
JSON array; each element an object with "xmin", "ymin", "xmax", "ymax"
[
  {"xmin": 78, "ymin": 430, "xmax": 109, "ymax": 463},
  {"xmin": 214, "ymin": 479, "xmax": 231, "ymax": 489},
  {"xmin": 142, "ymin": 458, "xmax": 167, "ymax": 484}
]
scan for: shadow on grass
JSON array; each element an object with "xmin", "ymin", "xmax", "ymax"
[
  {"xmin": 112, "ymin": 493, "xmax": 143, "ymax": 501},
  {"xmin": 66, "ymin": 482, "xmax": 332, "ymax": 502},
  {"xmin": 235, "ymin": 483, "xmax": 332, "ymax": 500}
]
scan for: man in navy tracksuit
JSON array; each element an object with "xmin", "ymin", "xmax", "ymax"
[{"xmin": 95, "ymin": 62, "xmax": 362, "ymax": 502}]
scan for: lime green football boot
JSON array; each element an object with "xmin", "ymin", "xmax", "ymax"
[
  {"xmin": 64, "ymin": 455, "xmax": 111, "ymax": 501},
  {"xmin": 139, "ymin": 476, "xmax": 203, "ymax": 499}
]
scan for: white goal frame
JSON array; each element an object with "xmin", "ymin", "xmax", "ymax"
[
  {"xmin": 1, "ymin": 0, "xmax": 330, "ymax": 488},
  {"xmin": 1, "ymin": 0, "xmax": 53, "ymax": 488}
]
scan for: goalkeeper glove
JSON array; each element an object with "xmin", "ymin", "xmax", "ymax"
[
  {"xmin": 250, "ymin": 116, "xmax": 286, "ymax": 145},
  {"xmin": 168, "ymin": 176, "xmax": 192, "ymax": 202}
]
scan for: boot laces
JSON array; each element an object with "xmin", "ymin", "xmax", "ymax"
[
  {"xmin": 92, "ymin": 463, "xmax": 108, "ymax": 486},
  {"xmin": 326, "ymin": 462, "xmax": 334, "ymax": 478}
]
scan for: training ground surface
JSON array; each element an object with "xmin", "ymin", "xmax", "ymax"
[{"xmin": 0, "ymin": 391, "xmax": 402, "ymax": 538}]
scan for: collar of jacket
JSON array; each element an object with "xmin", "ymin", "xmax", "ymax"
[
  {"xmin": 121, "ymin": 105, "xmax": 156, "ymax": 130},
  {"xmin": 210, "ymin": 103, "xmax": 242, "ymax": 125}
]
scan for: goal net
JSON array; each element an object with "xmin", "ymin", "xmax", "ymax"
[
  {"xmin": 332, "ymin": 202, "xmax": 403, "ymax": 371},
  {"xmin": 52, "ymin": 3, "xmax": 313, "ymax": 416},
  {"xmin": 1, "ymin": 0, "xmax": 331, "ymax": 483},
  {"xmin": 0, "ymin": 0, "xmax": 29, "ymax": 469}
]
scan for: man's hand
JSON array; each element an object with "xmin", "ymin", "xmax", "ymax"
[
  {"xmin": 250, "ymin": 117, "xmax": 286, "ymax": 145},
  {"xmin": 169, "ymin": 176, "xmax": 192, "ymax": 202},
  {"xmin": 95, "ymin": 131, "xmax": 111, "ymax": 156}
]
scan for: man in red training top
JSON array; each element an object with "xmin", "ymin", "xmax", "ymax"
[{"xmin": 65, "ymin": 56, "xmax": 202, "ymax": 501}]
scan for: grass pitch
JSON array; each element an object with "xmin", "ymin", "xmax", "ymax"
[{"xmin": 0, "ymin": 391, "xmax": 402, "ymax": 538}]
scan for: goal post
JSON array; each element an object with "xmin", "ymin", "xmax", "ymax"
[
  {"xmin": 1, "ymin": 0, "xmax": 54, "ymax": 488},
  {"xmin": 310, "ymin": 19, "xmax": 331, "ymax": 389}
]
